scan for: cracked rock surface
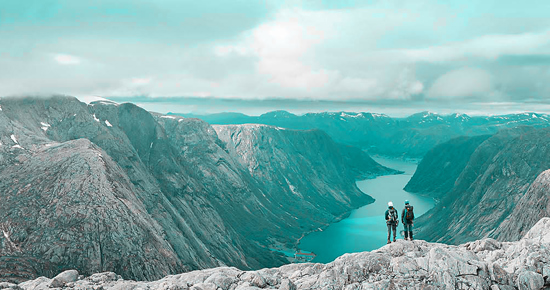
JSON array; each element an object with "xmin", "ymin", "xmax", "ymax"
[{"xmin": 12, "ymin": 217, "xmax": 550, "ymax": 290}]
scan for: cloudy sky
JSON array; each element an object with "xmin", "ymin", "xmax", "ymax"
[{"xmin": 2, "ymin": 0, "xmax": 550, "ymax": 116}]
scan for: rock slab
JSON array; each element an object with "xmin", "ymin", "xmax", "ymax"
[{"xmin": 14, "ymin": 217, "xmax": 550, "ymax": 290}]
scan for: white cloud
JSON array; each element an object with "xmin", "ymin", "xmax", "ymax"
[
  {"xmin": 211, "ymin": 7, "xmax": 425, "ymax": 100},
  {"xmin": 131, "ymin": 78, "xmax": 152, "ymax": 85},
  {"xmin": 250, "ymin": 9, "xmax": 331, "ymax": 90},
  {"xmin": 401, "ymin": 30, "xmax": 550, "ymax": 63},
  {"xmin": 54, "ymin": 54, "xmax": 81, "ymax": 65},
  {"xmin": 3, "ymin": 1, "xmax": 550, "ymax": 105},
  {"xmin": 335, "ymin": 77, "xmax": 379, "ymax": 94},
  {"xmin": 213, "ymin": 44, "xmax": 249, "ymax": 57},
  {"xmin": 427, "ymin": 67, "xmax": 493, "ymax": 99}
]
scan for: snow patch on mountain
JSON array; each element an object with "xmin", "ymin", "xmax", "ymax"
[
  {"xmin": 40, "ymin": 122, "xmax": 51, "ymax": 131},
  {"xmin": 77, "ymin": 95, "xmax": 112, "ymax": 104},
  {"xmin": 97, "ymin": 101, "xmax": 119, "ymax": 106},
  {"xmin": 239, "ymin": 123, "xmax": 286, "ymax": 131},
  {"xmin": 284, "ymin": 176, "xmax": 301, "ymax": 197},
  {"xmin": 340, "ymin": 112, "xmax": 363, "ymax": 118},
  {"xmin": 372, "ymin": 113, "xmax": 388, "ymax": 118}
]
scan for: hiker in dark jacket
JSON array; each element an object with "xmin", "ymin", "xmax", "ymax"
[
  {"xmin": 385, "ymin": 201, "xmax": 398, "ymax": 243},
  {"xmin": 402, "ymin": 200, "xmax": 414, "ymax": 241}
]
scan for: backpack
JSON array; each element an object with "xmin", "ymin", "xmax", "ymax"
[
  {"xmin": 388, "ymin": 208, "xmax": 397, "ymax": 223},
  {"xmin": 405, "ymin": 205, "xmax": 414, "ymax": 221}
]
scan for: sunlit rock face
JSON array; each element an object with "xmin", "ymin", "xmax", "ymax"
[
  {"xmin": 0, "ymin": 96, "xmax": 389, "ymax": 282},
  {"xmin": 15, "ymin": 217, "xmax": 550, "ymax": 290},
  {"xmin": 496, "ymin": 169, "xmax": 550, "ymax": 240},
  {"xmin": 407, "ymin": 126, "xmax": 550, "ymax": 245},
  {"xmin": 0, "ymin": 138, "xmax": 184, "ymax": 281}
]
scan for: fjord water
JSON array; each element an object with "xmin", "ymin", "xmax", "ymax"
[{"xmin": 298, "ymin": 157, "xmax": 435, "ymax": 263}]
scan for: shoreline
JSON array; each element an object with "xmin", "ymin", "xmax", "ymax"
[
  {"xmin": 294, "ymin": 156, "xmax": 434, "ymax": 263},
  {"xmin": 270, "ymin": 156, "xmax": 417, "ymax": 264}
]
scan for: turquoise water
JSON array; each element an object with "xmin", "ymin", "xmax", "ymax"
[{"xmin": 298, "ymin": 157, "xmax": 435, "ymax": 263}]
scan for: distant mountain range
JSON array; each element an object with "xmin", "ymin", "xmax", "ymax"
[
  {"xmin": 0, "ymin": 96, "xmax": 393, "ymax": 282},
  {"xmin": 176, "ymin": 111, "xmax": 550, "ymax": 158}
]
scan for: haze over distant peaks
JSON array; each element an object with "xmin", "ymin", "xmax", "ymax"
[{"xmin": 178, "ymin": 110, "xmax": 550, "ymax": 158}]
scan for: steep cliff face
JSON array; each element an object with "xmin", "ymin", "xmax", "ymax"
[
  {"xmin": 412, "ymin": 126, "xmax": 550, "ymax": 244},
  {"xmin": 214, "ymin": 124, "xmax": 396, "ymax": 243},
  {"xmin": 0, "ymin": 139, "xmax": 183, "ymax": 282},
  {"xmin": 404, "ymin": 135, "xmax": 491, "ymax": 199},
  {"xmin": 495, "ymin": 169, "xmax": 550, "ymax": 240},
  {"xmin": 0, "ymin": 96, "xmax": 259, "ymax": 280},
  {"xmin": 0, "ymin": 96, "xmax": 388, "ymax": 282},
  {"xmin": 16, "ymin": 217, "xmax": 550, "ymax": 290}
]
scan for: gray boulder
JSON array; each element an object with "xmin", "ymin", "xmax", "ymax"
[
  {"xmin": 516, "ymin": 271, "xmax": 544, "ymax": 290},
  {"xmin": 49, "ymin": 270, "xmax": 79, "ymax": 288}
]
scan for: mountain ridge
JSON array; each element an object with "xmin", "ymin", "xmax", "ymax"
[
  {"xmin": 0, "ymin": 95, "xmax": 391, "ymax": 282},
  {"xmin": 174, "ymin": 110, "xmax": 550, "ymax": 158},
  {"xmin": 407, "ymin": 126, "xmax": 550, "ymax": 245}
]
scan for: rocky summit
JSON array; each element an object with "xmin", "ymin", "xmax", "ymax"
[{"xmin": 7, "ymin": 217, "xmax": 550, "ymax": 290}]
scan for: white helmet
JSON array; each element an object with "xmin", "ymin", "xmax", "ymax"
[{"xmin": 388, "ymin": 201, "xmax": 393, "ymax": 207}]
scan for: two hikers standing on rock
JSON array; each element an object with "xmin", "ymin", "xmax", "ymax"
[{"xmin": 385, "ymin": 200, "xmax": 414, "ymax": 243}]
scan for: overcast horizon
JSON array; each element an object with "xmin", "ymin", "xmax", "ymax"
[
  {"xmin": 103, "ymin": 95, "xmax": 550, "ymax": 117},
  {"xmin": 2, "ymin": 0, "xmax": 550, "ymax": 115}
]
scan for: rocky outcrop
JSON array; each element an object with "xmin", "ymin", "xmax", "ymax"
[
  {"xmin": 411, "ymin": 126, "xmax": 550, "ymax": 245},
  {"xmin": 13, "ymin": 217, "xmax": 550, "ymax": 289},
  {"xmin": 0, "ymin": 139, "xmax": 183, "ymax": 281},
  {"xmin": 495, "ymin": 169, "xmax": 550, "ymax": 240},
  {"xmin": 0, "ymin": 96, "xmax": 389, "ymax": 282}
]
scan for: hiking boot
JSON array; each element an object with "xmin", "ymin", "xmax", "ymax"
[
  {"xmin": 393, "ymin": 238, "xmax": 396, "ymax": 242},
  {"xmin": 409, "ymin": 231, "xmax": 413, "ymax": 241},
  {"xmin": 404, "ymin": 231, "xmax": 409, "ymax": 240},
  {"xmin": 387, "ymin": 240, "xmax": 391, "ymax": 244}
]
